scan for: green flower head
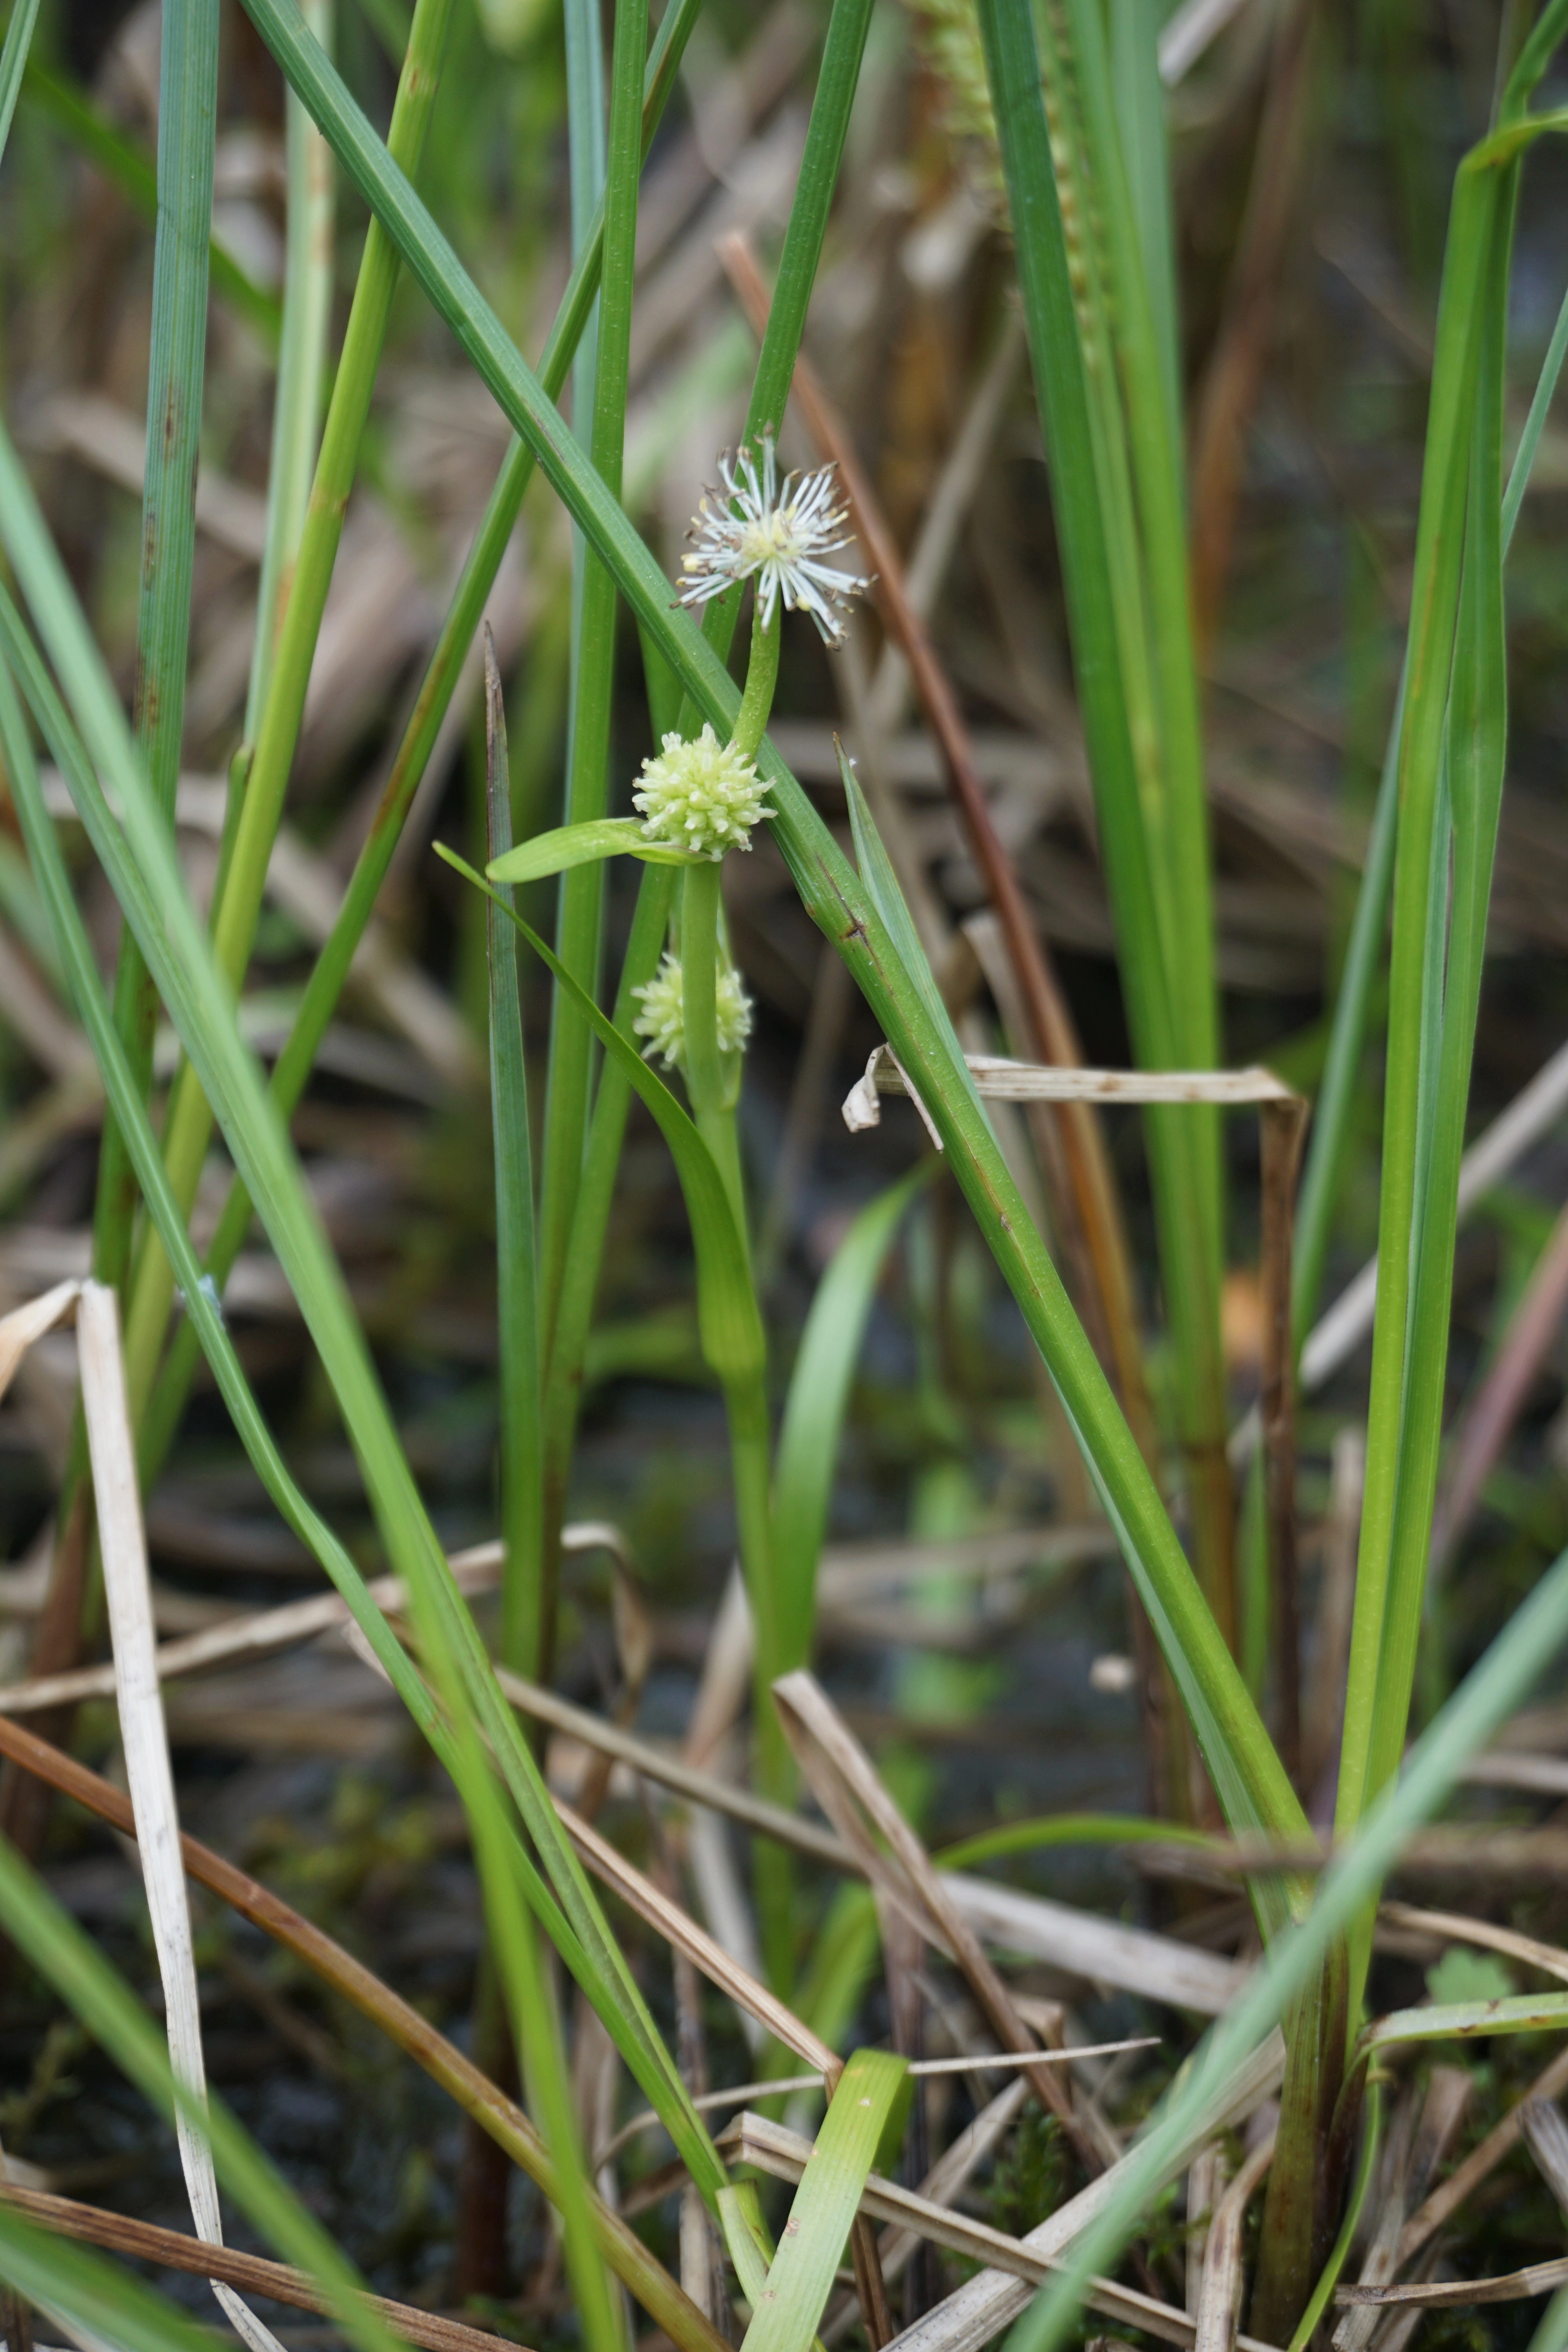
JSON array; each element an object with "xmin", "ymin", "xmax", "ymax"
[{"xmin": 633, "ymin": 724, "xmax": 772, "ymax": 860}]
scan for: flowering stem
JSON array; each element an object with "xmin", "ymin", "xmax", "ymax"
[
  {"xmin": 678, "ymin": 861, "xmax": 748, "ymax": 1235},
  {"xmin": 677, "ymin": 825, "xmax": 787, "ymax": 1987},
  {"xmin": 731, "ymin": 596, "xmax": 781, "ymax": 761}
]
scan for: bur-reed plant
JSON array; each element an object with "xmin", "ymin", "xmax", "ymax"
[{"xmin": 7, "ymin": 0, "xmax": 1568, "ymax": 2336}]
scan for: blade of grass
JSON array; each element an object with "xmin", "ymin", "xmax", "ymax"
[
  {"xmin": 739, "ymin": 2049, "xmax": 908, "ymax": 2352},
  {"xmin": 1333, "ymin": 152, "xmax": 1500, "ymax": 1849},
  {"xmin": 1293, "ymin": 268, "xmax": 1568, "ymax": 1349},
  {"xmin": 1336, "ymin": 150, "xmax": 1516, "ymax": 2025},
  {"xmin": 975, "ymin": 0, "xmax": 1236, "ymax": 1651},
  {"xmin": 534, "ymin": 0, "xmax": 617, "ymax": 1368}
]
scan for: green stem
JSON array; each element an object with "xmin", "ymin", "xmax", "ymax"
[
  {"xmin": 541, "ymin": 865, "xmax": 676, "ymax": 1548},
  {"xmin": 119, "ymin": 0, "xmax": 459, "ymax": 1410},
  {"xmin": 731, "ymin": 597, "xmax": 780, "ymax": 761},
  {"xmin": 676, "ymin": 853, "xmax": 782, "ymax": 1986},
  {"xmin": 679, "ymin": 862, "xmax": 724, "ymax": 1125}
]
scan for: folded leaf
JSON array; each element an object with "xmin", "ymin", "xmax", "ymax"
[{"xmin": 487, "ymin": 814, "xmax": 701, "ymax": 884}]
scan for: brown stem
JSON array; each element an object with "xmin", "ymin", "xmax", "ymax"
[{"xmin": 0, "ymin": 2179, "xmax": 530, "ymax": 2352}]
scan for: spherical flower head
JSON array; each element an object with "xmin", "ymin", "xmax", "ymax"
[
  {"xmin": 632, "ymin": 951, "xmax": 754, "ymax": 1072},
  {"xmin": 633, "ymin": 724, "xmax": 771, "ymax": 860},
  {"xmin": 679, "ymin": 433, "xmax": 871, "ymax": 647}
]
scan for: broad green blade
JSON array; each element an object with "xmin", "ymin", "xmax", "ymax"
[
  {"xmin": 1363, "ymin": 1989, "xmax": 1568, "ymax": 2052},
  {"xmin": 739, "ymin": 2049, "xmax": 909, "ymax": 2352}
]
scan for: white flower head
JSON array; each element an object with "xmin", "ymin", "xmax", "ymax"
[
  {"xmin": 634, "ymin": 724, "xmax": 771, "ymax": 859},
  {"xmin": 632, "ymin": 951, "xmax": 754, "ymax": 1071},
  {"xmin": 679, "ymin": 433, "xmax": 871, "ymax": 646}
]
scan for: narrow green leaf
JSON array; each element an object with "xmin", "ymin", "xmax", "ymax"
[
  {"xmin": 1363, "ymin": 1989, "xmax": 1568, "ymax": 2052},
  {"xmin": 488, "ymin": 815, "xmax": 700, "ymax": 882},
  {"xmin": 535, "ymin": 0, "xmax": 645, "ymax": 1368},
  {"xmin": 1336, "ymin": 149, "xmax": 1500, "ymax": 1846},
  {"xmin": 248, "ymin": 0, "xmax": 335, "ymax": 735}
]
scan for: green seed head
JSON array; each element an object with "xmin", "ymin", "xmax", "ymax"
[
  {"xmin": 633, "ymin": 724, "xmax": 772, "ymax": 859},
  {"xmin": 632, "ymin": 950, "xmax": 755, "ymax": 1070}
]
